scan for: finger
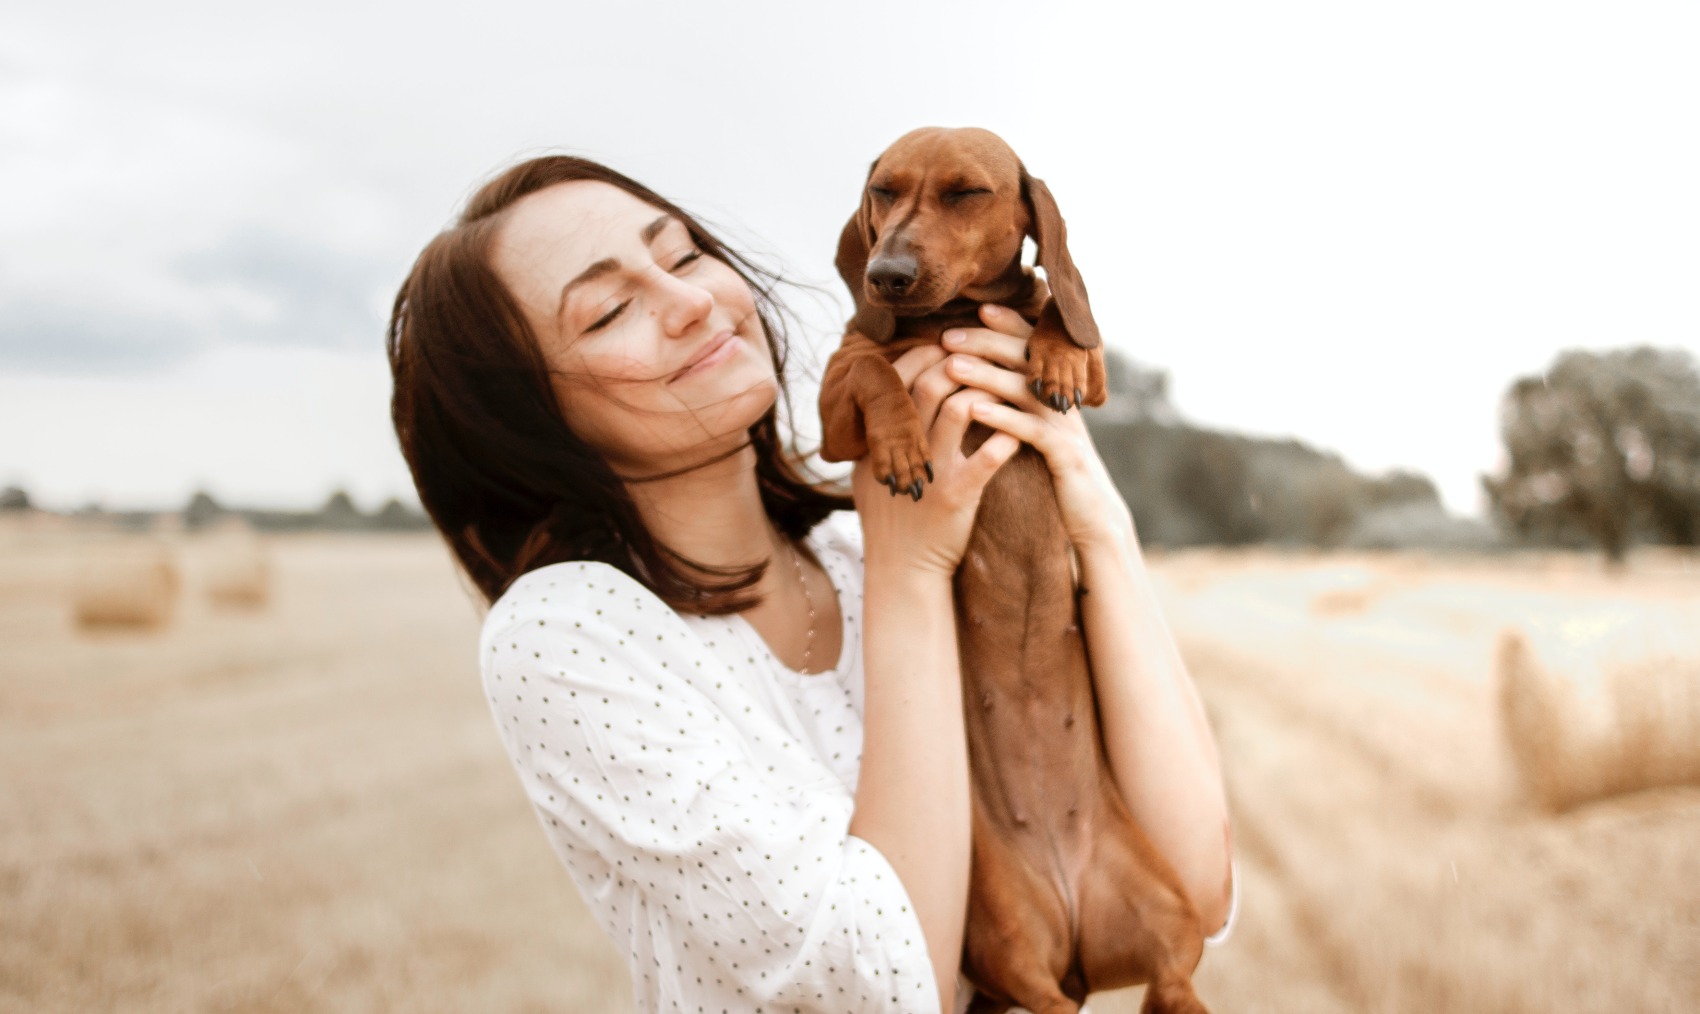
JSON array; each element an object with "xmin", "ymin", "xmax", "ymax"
[
  {"xmin": 954, "ymin": 430, "xmax": 1021, "ymax": 498},
  {"xmin": 889, "ymin": 344, "xmax": 949, "ymax": 389},
  {"xmin": 980, "ymin": 303, "xmax": 1034, "ymax": 339},
  {"xmin": 928, "ymin": 388, "xmax": 1000, "ymax": 463},
  {"xmin": 967, "ymin": 399, "xmax": 1053, "ymax": 451},
  {"xmin": 909, "ymin": 357, "xmax": 959, "ymax": 434},
  {"xmin": 941, "ymin": 325, "xmax": 1028, "ymax": 371},
  {"xmin": 945, "ymin": 353, "xmax": 1044, "ymax": 410}
]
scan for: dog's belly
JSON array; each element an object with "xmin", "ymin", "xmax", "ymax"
[{"xmin": 955, "ymin": 443, "xmax": 1109, "ymax": 910}]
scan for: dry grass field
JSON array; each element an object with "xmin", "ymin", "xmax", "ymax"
[{"xmin": 2, "ymin": 517, "xmax": 1697, "ymax": 1013}]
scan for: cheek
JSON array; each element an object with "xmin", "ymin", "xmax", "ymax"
[
  {"xmin": 707, "ymin": 264, "xmax": 759, "ymax": 319},
  {"xmin": 547, "ymin": 352, "xmax": 671, "ymax": 455}
]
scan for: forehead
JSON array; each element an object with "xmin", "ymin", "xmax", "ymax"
[
  {"xmin": 498, "ymin": 181, "xmax": 665, "ymax": 265},
  {"xmin": 491, "ymin": 180, "xmax": 669, "ymax": 307},
  {"xmin": 876, "ymin": 127, "xmax": 1021, "ymax": 185}
]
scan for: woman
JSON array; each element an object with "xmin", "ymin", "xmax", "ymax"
[{"xmin": 388, "ymin": 155, "xmax": 1235, "ymax": 1013}]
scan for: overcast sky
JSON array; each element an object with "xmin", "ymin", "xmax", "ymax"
[{"xmin": 2, "ymin": 1, "xmax": 1696, "ymax": 515}]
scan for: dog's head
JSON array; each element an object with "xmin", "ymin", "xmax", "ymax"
[{"xmin": 835, "ymin": 126, "xmax": 1099, "ymax": 349}]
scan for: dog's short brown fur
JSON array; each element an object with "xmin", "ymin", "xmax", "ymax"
[{"xmin": 819, "ymin": 127, "xmax": 1209, "ymax": 1014}]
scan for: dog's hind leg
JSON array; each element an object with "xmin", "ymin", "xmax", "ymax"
[
  {"xmin": 1074, "ymin": 787, "xmax": 1209, "ymax": 1012},
  {"xmin": 961, "ymin": 800, "xmax": 1082, "ymax": 1014}
]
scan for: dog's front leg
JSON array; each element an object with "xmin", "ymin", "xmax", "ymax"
[
  {"xmin": 819, "ymin": 345, "xmax": 932, "ymax": 499},
  {"xmin": 1026, "ymin": 300, "xmax": 1108, "ymax": 412}
]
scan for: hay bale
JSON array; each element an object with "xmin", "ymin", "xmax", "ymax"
[
  {"xmin": 1309, "ymin": 584, "xmax": 1379, "ymax": 617},
  {"xmin": 1495, "ymin": 610, "xmax": 1700, "ymax": 810},
  {"xmin": 200, "ymin": 525, "xmax": 271, "ymax": 608},
  {"xmin": 72, "ymin": 540, "xmax": 181, "ymax": 629}
]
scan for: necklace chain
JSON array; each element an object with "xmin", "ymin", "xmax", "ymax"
[{"xmin": 787, "ymin": 540, "xmax": 818, "ymax": 673}]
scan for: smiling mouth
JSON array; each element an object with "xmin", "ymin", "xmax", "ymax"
[{"xmin": 668, "ymin": 330, "xmax": 738, "ymax": 383}]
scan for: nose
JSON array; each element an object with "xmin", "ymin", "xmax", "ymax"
[
  {"xmin": 866, "ymin": 253, "xmax": 918, "ymax": 300},
  {"xmin": 656, "ymin": 269, "xmax": 715, "ymax": 338}
]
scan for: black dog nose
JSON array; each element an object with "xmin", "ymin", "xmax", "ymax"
[{"xmin": 867, "ymin": 255, "xmax": 918, "ymax": 299}]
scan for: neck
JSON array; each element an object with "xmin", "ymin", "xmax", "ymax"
[{"xmin": 621, "ymin": 438, "xmax": 785, "ymax": 578}]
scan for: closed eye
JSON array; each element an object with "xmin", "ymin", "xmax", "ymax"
[
  {"xmin": 585, "ymin": 250, "xmax": 703, "ymax": 333},
  {"xmin": 869, "ymin": 185, "xmax": 897, "ymax": 201},
  {"xmin": 584, "ymin": 300, "xmax": 628, "ymax": 333},
  {"xmin": 943, "ymin": 188, "xmax": 993, "ymax": 204}
]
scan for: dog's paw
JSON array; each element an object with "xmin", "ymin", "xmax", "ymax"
[
  {"xmin": 1026, "ymin": 339, "xmax": 1102, "ymax": 414},
  {"xmin": 865, "ymin": 407, "xmax": 933, "ymax": 501}
]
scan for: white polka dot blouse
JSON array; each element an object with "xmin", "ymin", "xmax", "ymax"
[{"xmin": 479, "ymin": 510, "xmax": 940, "ymax": 1013}]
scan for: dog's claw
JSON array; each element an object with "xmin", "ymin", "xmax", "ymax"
[
  {"xmin": 1073, "ymin": 388, "xmax": 1082, "ymax": 409},
  {"xmin": 924, "ymin": 461, "xmax": 934, "ymax": 483},
  {"xmin": 909, "ymin": 481, "xmax": 923, "ymax": 501},
  {"xmin": 1030, "ymin": 378, "xmax": 1044, "ymax": 399}
]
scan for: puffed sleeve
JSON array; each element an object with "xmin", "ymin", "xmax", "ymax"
[{"xmin": 479, "ymin": 562, "xmax": 939, "ymax": 1014}]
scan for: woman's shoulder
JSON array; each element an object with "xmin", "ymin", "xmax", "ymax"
[{"xmin": 478, "ymin": 559, "xmax": 657, "ymax": 653}]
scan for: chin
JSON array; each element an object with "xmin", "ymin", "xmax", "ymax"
[{"xmin": 689, "ymin": 369, "xmax": 778, "ymax": 437}]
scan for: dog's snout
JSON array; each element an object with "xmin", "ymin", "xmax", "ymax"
[{"xmin": 866, "ymin": 255, "xmax": 918, "ymax": 299}]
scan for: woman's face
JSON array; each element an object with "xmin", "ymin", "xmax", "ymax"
[{"xmin": 491, "ymin": 181, "xmax": 778, "ymax": 476}]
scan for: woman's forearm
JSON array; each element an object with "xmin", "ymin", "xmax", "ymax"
[
  {"xmin": 849, "ymin": 560, "xmax": 970, "ymax": 1012},
  {"xmin": 1075, "ymin": 525, "xmax": 1233, "ymax": 933}
]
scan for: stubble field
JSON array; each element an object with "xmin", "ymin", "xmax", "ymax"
[{"xmin": 2, "ymin": 518, "xmax": 1695, "ymax": 1012}]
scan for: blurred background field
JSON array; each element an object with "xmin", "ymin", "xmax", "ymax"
[{"xmin": 3, "ymin": 516, "xmax": 1696, "ymax": 1013}]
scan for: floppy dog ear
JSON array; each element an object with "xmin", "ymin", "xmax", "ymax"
[
  {"xmin": 834, "ymin": 160, "xmax": 896, "ymax": 344},
  {"xmin": 1021, "ymin": 166, "xmax": 1101, "ymax": 350}
]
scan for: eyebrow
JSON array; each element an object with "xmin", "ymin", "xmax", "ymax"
[
  {"xmin": 556, "ymin": 214, "xmax": 678, "ymax": 324},
  {"xmin": 639, "ymin": 213, "xmax": 673, "ymax": 244}
]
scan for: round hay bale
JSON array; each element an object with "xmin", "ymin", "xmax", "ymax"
[
  {"xmin": 201, "ymin": 527, "xmax": 271, "ymax": 608},
  {"xmin": 72, "ymin": 540, "xmax": 181, "ymax": 629},
  {"xmin": 1495, "ymin": 610, "xmax": 1700, "ymax": 810}
]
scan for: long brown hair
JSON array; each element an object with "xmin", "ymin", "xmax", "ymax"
[{"xmin": 387, "ymin": 155, "xmax": 849, "ymax": 611}]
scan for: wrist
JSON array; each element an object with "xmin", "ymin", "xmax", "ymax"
[
  {"xmin": 1072, "ymin": 514, "xmax": 1139, "ymax": 560},
  {"xmin": 863, "ymin": 551, "xmax": 959, "ymax": 586}
]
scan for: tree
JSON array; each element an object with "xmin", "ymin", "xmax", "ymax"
[
  {"xmin": 184, "ymin": 490, "xmax": 224, "ymax": 530},
  {"xmin": 1100, "ymin": 347, "xmax": 1178, "ymax": 424},
  {"xmin": 318, "ymin": 489, "xmax": 365, "ymax": 530},
  {"xmin": 1483, "ymin": 347, "xmax": 1700, "ymax": 563}
]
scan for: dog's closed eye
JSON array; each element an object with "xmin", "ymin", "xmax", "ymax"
[{"xmin": 943, "ymin": 188, "xmax": 992, "ymax": 204}]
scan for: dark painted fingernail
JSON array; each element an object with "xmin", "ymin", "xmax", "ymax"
[{"xmin": 924, "ymin": 461, "xmax": 934, "ymax": 483}]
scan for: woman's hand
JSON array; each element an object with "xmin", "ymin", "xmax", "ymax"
[
  {"xmin": 852, "ymin": 344, "xmax": 1021, "ymax": 578},
  {"xmin": 935, "ymin": 303, "xmax": 1135, "ymax": 551}
]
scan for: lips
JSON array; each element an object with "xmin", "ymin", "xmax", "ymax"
[{"xmin": 668, "ymin": 330, "xmax": 738, "ymax": 383}]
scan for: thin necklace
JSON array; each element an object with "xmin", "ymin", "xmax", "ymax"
[{"xmin": 787, "ymin": 540, "xmax": 818, "ymax": 673}]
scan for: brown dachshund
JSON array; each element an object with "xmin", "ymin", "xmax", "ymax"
[{"xmin": 819, "ymin": 127, "xmax": 1209, "ymax": 1014}]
